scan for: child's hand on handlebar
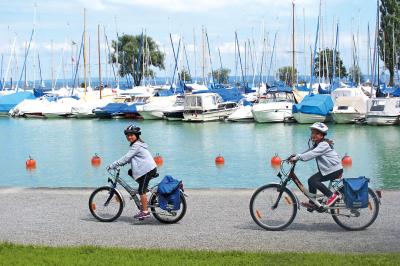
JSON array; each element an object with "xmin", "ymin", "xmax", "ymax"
[{"xmin": 288, "ymin": 154, "xmax": 298, "ymax": 163}]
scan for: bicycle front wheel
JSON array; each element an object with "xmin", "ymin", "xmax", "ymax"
[
  {"xmin": 150, "ymin": 192, "xmax": 187, "ymax": 224},
  {"xmin": 331, "ymin": 188, "xmax": 380, "ymax": 231},
  {"xmin": 89, "ymin": 186, "xmax": 124, "ymax": 222},
  {"xmin": 249, "ymin": 184, "xmax": 298, "ymax": 231}
]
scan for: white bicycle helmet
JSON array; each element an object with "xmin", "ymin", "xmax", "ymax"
[{"xmin": 309, "ymin": 122, "xmax": 328, "ymax": 134}]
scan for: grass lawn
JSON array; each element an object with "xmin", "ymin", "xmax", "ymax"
[{"xmin": 0, "ymin": 242, "xmax": 399, "ymax": 265}]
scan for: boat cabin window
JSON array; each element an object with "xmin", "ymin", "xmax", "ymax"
[
  {"xmin": 260, "ymin": 92, "xmax": 294, "ymax": 103},
  {"xmin": 185, "ymin": 96, "xmax": 202, "ymax": 107},
  {"xmin": 370, "ymin": 100, "xmax": 386, "ymax": 111},
  {"xmin": 337, "ymin": 106, "xmax": 349, "ymax": 110}
]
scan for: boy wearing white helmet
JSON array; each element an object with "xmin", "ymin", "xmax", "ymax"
[
  {"xmin": 290, "ymin": 122, "xmax": 343, "ymax": 210},
  {"xmin": 107, "ymin": 124, "xmax": 157, "ymax": 220}
]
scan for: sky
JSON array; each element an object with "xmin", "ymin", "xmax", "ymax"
[{"xmin": 0, "ymin": 0, "xmax": 378, "ymax": 83}]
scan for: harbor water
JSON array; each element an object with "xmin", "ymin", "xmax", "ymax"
[{"xmin": 1, "ymin": 118, "xmax": 399, "ymax": 189}]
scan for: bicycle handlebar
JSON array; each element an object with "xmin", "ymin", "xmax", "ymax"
[{"xmin": 107, "ymin": 168, "xmax": 120, "ymax": 176}]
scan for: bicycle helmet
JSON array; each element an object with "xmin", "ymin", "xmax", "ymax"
[
  {"xmin": 124, "ymin": 124, "xmax": 141, "ymax": 136},
  {"xmin": 310, "ymin": 122, "xmax": 328, "ymax": 135}
]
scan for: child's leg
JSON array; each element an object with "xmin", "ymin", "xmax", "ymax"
[
  {"xmin": 136, "ymin": 168, "xmax": 157, "ymax": 213},
  {"xmin": 308, "ymin": 172, "xmax": 333, "ymax": 197},
  {"xmin": 308, "ymin": 172, "xmax": 322, "ymax": 195}
]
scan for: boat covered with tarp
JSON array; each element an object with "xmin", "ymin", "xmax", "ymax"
[
  {"xmin": 292, "ymin": 93, "xmax": 333, "ymax": 123},
  {"xmin": 0, "ymin": 91, "xmax": 36, "ymax": 116}
]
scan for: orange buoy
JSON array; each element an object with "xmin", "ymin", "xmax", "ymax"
[
  {"xmin": 91, "ymin": 153, "xmax": 102, "ymax": 167},
  {"xmin": 342, "ymin": 154, "xmax": 352, "ymax": 168},
  {"xmin": 215, "ymin": 155, "xmax": 225, "ymax": 165},
  {"xmin": 154, "ymin": 153, "xmax": 164, "ymax": 167},
  {"xmin": 270, "ymin": 154, "xmax": 282, "ymax": 169},
  {"xmin": 25, "ymin": 155, "xmax": 36, "ymax": 170}
]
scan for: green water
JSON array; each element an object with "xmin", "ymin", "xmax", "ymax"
[{"xmin": 0, "ymin": 118, "xmax": 399, "ymax": 189}]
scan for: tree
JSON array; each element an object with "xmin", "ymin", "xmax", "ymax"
[
  {"xmin": 314, "ymin": 48, "xmax": 347, "ymax": 82},
  {"xmin": 211, "ymin": 68, "xmax": 231, "ymax": 84},
  {"xmin": 178, "ymin": 69, "xmax": 192, "ymax": 82},
  {"xmin": 277, "ymin": 66, "xmax": 297, "ymax": 86},
  {"xmin": 379, "ymin": 0, "xmax": 400, "ymax": 86},
  {"xmin": 348, "ymin": 65, "xmax": 363, "ymax": 84},
  {"xmin": 111, "ymin": 34, "xmax": 165, "ymax": 86}
]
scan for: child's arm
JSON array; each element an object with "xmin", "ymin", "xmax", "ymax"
[
  {"xmin": 108, "ymin": 146, "xmax": 139, "ymax": 169},
  {"xmin": 293, "ymin": 142, "xmax": 331, "ymax": 162}
]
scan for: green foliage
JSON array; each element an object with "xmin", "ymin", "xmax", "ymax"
[
  {"xmin": 178, "ymin": 69, "xmax": 192, "ymax": 82},
  {"xmin": 348, "ymin": 65, "xmax": 364, "ymax": 84},
  {"xmin": 379, "ymin": 0, "xmax": 400, "ymax": 86},
  {"xmin": 0, "ymin": 243, "xmax": 399, "ymax": 266},
  {"xmin": 211, "ymin": 68, "xmax": 231, "ymax": 84},
  {"xmin": 277, "ymin": 66, "xmax": 297, "ymax": 86},
  {"xmin": 110, "ymin": 34, "xmax": 165, "ymax": 87},
  {"xmin": 314, "ymin": 48, "xmax": 347, "ymax": 82}
]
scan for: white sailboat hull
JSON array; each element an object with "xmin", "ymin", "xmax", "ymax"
[
  {"xmin": 293, "ymin": 112, "xmax": 328, "ymax": 124},
  {"xmin": 183, "ymin": 109, "xmax": 236, "ymax": 122},
  {"xmin": 366, "ymin": 115, "xmax": 399, "ymax": 125},
  {"xmin": 138, "ymin": 111, "xmax": 164, "ymax": 120},
  {"xmin": 252, "ymin": 109, "xmax": 292, "ymax": 123},
  {"xmin": 227, "ymin": 106, "xmax": 253, "ymax": 122},
  {"xmin": 332, "ymin": 112, "xmax": 362, "ymax": 124}
]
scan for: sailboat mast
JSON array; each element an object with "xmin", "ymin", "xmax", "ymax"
[
  {"xmin": 292, "ymin": 1, "xmax": 295, "ymax": 87},
  {"xmin": 367, "ymin": 23, "xmax": 370, "ymax": 79},
  {"xmin": 104, "ymin": 26, "xmax": 109, "ymax": 88},
  {"xmin": 83, "ymin": 8, "xmax": 87, "ymax": 95},
  {"xmin": 193, "ymin": 28, "xmax": 197, "ymax": 83},
  {"xmin": 98, "ymin": 24, "xmax": 102, "ymax": 99},
  {"xmin": 24, "ymin": 42, "xmax": 27, "ymax": 89},
  {"xmin": 33, "ymin": 3, "xmax": 37, "ymax": 90},
  {"xmin": 303, "ymin": 8, "xmax": 306, "ymax": 83},
  {"xmin": 377, "ymin": 0, "xmax": 380, "ymax": 88},
  {"xmin": 202, "ymin": 26, "xmax": 205, "ymax": 84},
  {"xmin": 114, "ymin": 16, "xmax": 119, "ymax": 89},
  {"xmin": 51, "ymin": 40, "xmax": 54, "ymax": 90}
]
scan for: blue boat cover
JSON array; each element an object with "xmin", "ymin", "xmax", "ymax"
[
  {"xmin": 295, "ymin": 84, "xmax": 310, "ymax": 91},
  {"xmin": 292, "ymin": 93, "xmax": 333, "ymax": 116},
  {"xmin": 97, "ymin": 103, "xmax": 127, "ymax": 113},
  {"xmin": 194, "ymin": 85, "xmax": 244, "ymax": 103},
  {"xmin": 267, "ymin": 85, "xmax": 293, "ymax": 93},
  {"xmin": 120, "ymin": 104, "xmax": 137, "ymax": 113},
  {"xmin": 0, "ymin": 91, "xmax": 36, "ymax": 113},
  {"xmin": 157, "ymin": 175, "xmax": 181, "ymax": 211}
]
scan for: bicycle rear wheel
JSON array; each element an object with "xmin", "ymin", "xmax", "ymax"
[
  {"xmin": 149, "ymin": 192, "xmax": 187, "ymax": 224},
  {"xmin": 89, "ymin": 186, "xmax": 124, "ymax": 222},
  {"xmin": 331, "ymin": 188, "xmax": 379, "ymax": 231},
  {"xmin": 249, "ymin": 184, "xmax": 298, "ymax": 231}
]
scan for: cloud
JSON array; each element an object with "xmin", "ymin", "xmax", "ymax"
[{"xmin": 218, "ymin": 42, "xmax": 245, "ymax": 54}]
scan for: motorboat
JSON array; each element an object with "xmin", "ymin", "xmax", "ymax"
[
  {"xmin": 183, "ymin": 93, "xmax": 238, "ymax": 122},
  {"xmin": 252, "ymin": 87, "xmax": 295, "ymax": 123},
  {"xmin": 366, "ymin": 98, "xmax": 400, "ymax": 125}
]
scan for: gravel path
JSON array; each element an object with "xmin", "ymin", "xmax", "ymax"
[{"xmin": 0, "ymin": 187, "xmax": 399, "ymax": 252}]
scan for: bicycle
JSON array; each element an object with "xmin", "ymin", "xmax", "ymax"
[
  {"xmin": 249, "ymin": 158, "xmax": 381, "ymax": 231},
  {"xmin": 89, "ymin": 169, "xmax": 187, "ymax": 223}
]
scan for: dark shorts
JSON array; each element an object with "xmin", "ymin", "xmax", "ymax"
[{"xmin": 128, "ymin": 168, "xmax": 157, "ymax": 195}]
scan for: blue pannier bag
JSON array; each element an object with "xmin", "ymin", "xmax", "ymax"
[
  {"xmin": 157, "ymin": 175, "xmax": 181, "ymax": 211},
  {"xmin": 343, "ymin": 176, "xmax": 369, "ymax": 208}
]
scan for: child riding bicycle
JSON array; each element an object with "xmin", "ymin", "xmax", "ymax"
[
  {"xmin": 107, "ymin": 124, "xmax": 157, "ymax": 220},
  {"xmin": 289, "ymin": 122, "xmax": 343, "ymax": 211}
]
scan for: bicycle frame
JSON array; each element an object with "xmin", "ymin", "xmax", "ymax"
[
  {"xmin": 275, "ymin": 160, "xmax": 342, "ymax": 210},
  {"xmin": 105, "ymin": 169, "xmax": 157, "ymax": 210}
]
